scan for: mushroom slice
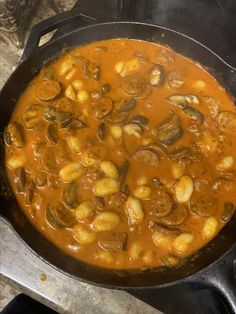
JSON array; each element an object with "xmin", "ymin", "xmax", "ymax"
[
  {"xmin": 43, "ymin": 106, "xmax": 57, "ymax": 121},
  {"xmin": 98, "ymin": 232, "xmax": 127, "ymax": 251},
  {"xmin": 115, "ymin": 98, "xmax": 136, "ymax": 113},
  {"xmin": 156, "ymin": 126, "xmax": 183, "ymax": 146},
  {"xmin": 129, "ymin": 115, "xmax": 149, "ymax": 126},
  {"xmin": 121, "ymin": 73, "xmax": 146, "ymax": 95},
  {"xmin": 148, "ymin": 64, "xmax": 165, "ymax": 87},
  {"xmin": 190, "ymin": 195, "xmax": 218, "ymax": 217},
  {"xmin": 150, "ymin": 222, "xmax": 180, "ymax": 236},
  {"xmin": 167, "ymin": 95, "xmax": 187, "ymax": 109},
  {"xmin": 119, "ymin": 160, "xmax": 129, "ymax": 194},
  {"xmin": 97, "ymin": 122, "xmax": 106, "ymax": 141},
  {"xmin": 46, "ymin": 124, "xmax": 58, "ymax": 143},
  {"xmin": 93, "ymin": 97, "xmax": 113, "ymax": 118},
  {"xmin": 4, "ymin": 121, "xmax": 25, "ymax": 148},
  {"xmin": 183, "ymin": 106, "xmax": 204, "ymax": 124},
  {"xmin": 36, "ymin": 79, "xmax": 61, "ymax": 101},
  {"xmin": 63, "ymin": 181, "xmax": 79, "ymax": 209},
  {"xmin": 60, "ymin": 116, "xmax": 87, "ymax": 130},
  {"xmin": 159, "ymin": 204, "xmax": 188, "ymax": 226},
  {"xmin": 14, "ymin": 167, "xmax": 27, "ymax": 193},
  {"xmin": 185, "ymin": 94, "xmax": 200, "ymax": 105},
  {"xmin": 133, "ymin": 148, "xmax": 160, "ymax": 166},
  {"xmin": 216, "ymin": 111, "xmax": 236, "ymax": 132},
  {"xmin": 23, "ymin": 104, "xmax": 44, "ymax": 129},
  {"xmin": 221, "ymin": 202, "xmax": 235, "ymax": 223},
  {"xmin": 46, "ymin": 203, "xmax": 77, "ymax": 229},
  {"xmin": 24, "ymin": 181, "xmax": 36, "ymax": 205},
  {"xmin": 160, "ymin": 255, "xmax": 180, "ymax": 267},
  {"xmin": 105, "ymin": 111, "xmax": 129, "ymax": 124}
]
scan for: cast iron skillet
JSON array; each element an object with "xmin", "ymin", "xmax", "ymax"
[{"xmin": 0, "ymin": 7, "xmax": 236, "ymax": 313}]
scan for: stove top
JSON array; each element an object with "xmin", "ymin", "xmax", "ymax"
[
  {"xmin": 76, "ymin": 0, "xmax": 236, "ymax": 68},
  {"xmin": 50, "ymin": 1, "xmax": 236, "ymax": 313}
]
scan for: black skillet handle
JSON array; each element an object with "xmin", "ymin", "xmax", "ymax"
[
  {"xmin": 21, "ymin": 6, "xmax": 114, "ymax": 62},
  {"xmin": 186, "ymin": 245, "xmax": 236, "ymax": 313}
]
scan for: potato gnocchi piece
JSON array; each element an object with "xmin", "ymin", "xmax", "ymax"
[
  {"xmin": 216, "ymin": 156, "xmax": 234, "ymax": 171},
  {"xmin": 100, "ymin": 161, "xmax": 119, "ymax": 179},
  {"xmin": 133, "ymin": 185, "xmax": 151, "ymax": 200},
  {"xmin": 7, "ymin": 155, "xmax": 26, "ymax": 169},
  {"xmin": 129, "ymin": 242, "xmax": 143, "ymax": 260},
  {"xmin": 143, "ymin": 251, "xmax": 154, "ymax": 265},
  {"xmin": 152, "ymin": 232, "xmax": 172, "ymax": 250},
  {"xmin": 171, "ymin": 162, "xmax": 184, "ymax": 180},
  {"xmin": 93, "ymin": 178, "xmax": 120, "ymax": 196},
  {"xmin": 93, "ymin": 211, "xmax": 120, "ymax": 231},
  {"xmin": 110, "ymin": 125, "xmax": 123, "ymax": 139},
  {"xmin": 173, "ymin": 233, "xmax": 193, "ymax": 253},
  {"xmin": 125, "ymin": 196, "xmax": 144, "ymax": 225},
  {"xmin": 96, "ymin": 250, "xmax": 114, "ymax": 263},
  {"xmin": 175, "ymin": 175, "xmax": 193, "ymax": 203},
  {"xmin": 59, "ymin": 162, "xmax": 84, "ymax": 183},
  {"xmin": 74, "ymin": 224, "xmax": 96, "ymax": 244},
  {"xmin": 75, "ymin": 201, "xmax": 95, "ymax": 220},
  {"xmin": 202, "ymin": 217, "xmax": 218, "ymax": 239},
  {"xmin": 65, "ymin": 84, "xmax": 77, "ymax": 101},
  {"xmin": 67, "ymin": 135, "xmax": 82, "ymax": 154}
]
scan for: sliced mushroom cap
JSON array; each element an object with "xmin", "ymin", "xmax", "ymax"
[
  {"xmin": 115, "ymin": 98, "xmax": 136, "ymax": 113},
  {"xmin": 150, "ymin": 222, "xmax": 180, "ymax": 236},
  {"xmin": 157, "ymin": 126, "xmax": 183, "ymax": 145},
  {"xmin": 23, "ymin": 104, "xmax": 44, "ymax": 129},
  {"xmin": 155, "ymin": 113, "xmax": 183, "ymax": 145},
  {"xmin": 156, "ymin": 113, "xmax": 180, "ymax": 132},
  {"xmin": 93, "ymin": 97, "xmax": 113, "ymax": 118},
  {"xmin": 63, "ymin": 181, "xmax": 79, "ymax": 209},
  {"xmin": 43, "ymin": 106, "xmax": 57, "ymax": 121},
  {"xmin": 167, "ymin": 95, "xmax": 187, "ymax": 109},
  {"xmin": 121, "ymin": 73, "xmax": 146, "ymax": 95},
  {"xmin": 133, "ymin": 148, "xmax": 160, "ymax": 166},
  {"xmin": 105, "ymin": 110, "xmax": 129, "ymax": 124},
  {"xmin": 97, "ymin": 122, "xmax": 106, "ymax": 141},
  {"xmin": 216, "ymin": 111, "xmax": 236, "ymax": 132},
  {"xmin": 98, "ymin": 232, "xmax": 127, "ymax": 251},
  {"xmin": 189, "ymin": 196, "xmax": 218, "ymax": 217},
  {"xmin": 129, "ymin": 115, "xmax": 149, "ymax": 126},
  {"xmin": 119, "ymin": 160, "xmax": 129, "ymax": 194},
  {"xmin": 24, "ymin": 181, "xmax": 36, "ymax": 205},
  {"xmin": 34, "ymin": 171, "xmax": 47, "ymax": 187},
  {"xmin": 46, "ymin": 124, "xmax": 58, "ymax": 143},
  {"xmin": 46, "ymin": 203, "xmax": 77, "ymax": 229},
  {"xmin": 160, "ymin": 255, "xmax": 180, "ymax": 267},
  {"xmin": 185, "ymin": 94, "xmax": 200, "ymax": 105},
  {"xmin": 14, "ymin": 167, "xmax": 27, "ymax": 193},
  {"xmin": 55, "ymin": 97, "xmax": 74, "ymax": 113},
  {"xmin": 148, "ymin": 64, "xmax": 165, "ymax": 87},
  {"xmin": 221, "ymin": 202, "xmax": 235, "ymax": 223},
  {"xmin": 4, "ymin": 121, "xmax": 25, "ymax": 148},
  {"xmin": 159, "ymin": 204, "xmax": 188, "ymax": 226},
  {"xmin": 60, "ymin": 116, "xmax": 87, "ymax": 130},
  {"xmin": 36, "ymin": 79, "xmax": 61, "ymax": 101},
  {"xmin": 183, "ymin": 106, "xmax": 204, "ymax": 124}
]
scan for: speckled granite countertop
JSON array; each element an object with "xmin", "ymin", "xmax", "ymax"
[{"xmin": 0, "ymin": 1, "xmax": 161, "ymax": 313}]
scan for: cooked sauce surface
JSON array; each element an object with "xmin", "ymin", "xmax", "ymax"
[{"xmin": 4, "ymin": 39, "xmax": 236, "ymax": 270}]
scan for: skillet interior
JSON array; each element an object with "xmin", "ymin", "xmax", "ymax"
[{"xmin": 0, "ymin": 22, "xmax": 236, "ymax": 288}]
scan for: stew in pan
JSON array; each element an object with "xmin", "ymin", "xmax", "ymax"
[{"xmin": 4, "ymin": 39, "xmax": 236, "ymax": 270}]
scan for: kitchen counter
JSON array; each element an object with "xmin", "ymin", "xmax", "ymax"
[{"xmin": 0, "ymin": 1, "xmax": 160, "ymax": 313}]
